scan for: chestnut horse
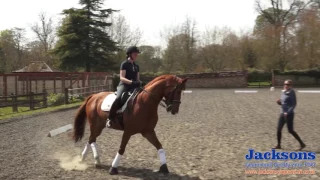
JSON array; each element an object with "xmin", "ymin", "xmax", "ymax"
[{"xmin": 72, "ymin": 74, "xmax": 188, "ymax": 175}]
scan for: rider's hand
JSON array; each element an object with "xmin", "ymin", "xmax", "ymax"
[{"xmin": 131, "ymin": 81, "xmax": 140, "ymax": 86}]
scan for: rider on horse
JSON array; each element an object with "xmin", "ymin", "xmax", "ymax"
[{"xmin": 108, "ymin": 46, "xmax": 142, "ymax": 123}]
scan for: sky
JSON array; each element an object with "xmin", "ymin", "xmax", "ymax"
[{"xmin": 0, "ymin": 0, "xmax": 261, "ymax": 46}]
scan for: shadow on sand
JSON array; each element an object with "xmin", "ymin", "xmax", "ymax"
[{"xmin": 95, "ymin": 164, "xmax": 201, "ymax": 180}]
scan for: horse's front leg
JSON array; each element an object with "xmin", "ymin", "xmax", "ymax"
[
  {"xmin": 142, "ymin": 131, "xmax": 169, "ymax": 174},
  {"xmin": 109, "ymin": 131, "xmax": 132, "ymax": 175}
]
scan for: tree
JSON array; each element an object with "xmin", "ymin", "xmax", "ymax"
[
  {"xmin": 137, "ymin": 45, "xmax": 162, "ymax": 73},
  {"xmin": 294, "ymin": 5, "xmax": 320, "ymax": 68},
  {"xmin": 30, "ymin": 12, "xmax": 56, "ymax": 67},
  {"xmin": 160, "ymin": 16, "xmax": 198, "ymax": 73},
  {"xmin": 51, "ymin": 0, "xmax": 119, "ymax": 72},
  {"xmin": 31, "ymin": 12, "xmax": 56, "ymax": 54},
  {"xmin": 108, "ymin": 14, "xmax": 143, "ymax": 49},
  {"xmin": 0, "ymin": 28, "xmax": 27, "ymax": 72},
  {"xmin": 255, "ymin": 0, "xmax": 313, "ymax": 70},
  {"xmin": 107, "ymin": 14, "xmax": 143, "ymax": 69}
]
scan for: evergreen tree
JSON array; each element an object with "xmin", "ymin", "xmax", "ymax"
[{"xmin": 51, "ymin": 0, "xmax": 119, "ymax": 72}]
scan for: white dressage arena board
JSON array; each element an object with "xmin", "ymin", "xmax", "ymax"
[
  {"xmin": 48, "ymin": 124, "xmax": 73, "ymax": 137},
  {"xmin": 234, "ymin": 90, "xmax": 258, "ymax": 93},
  {"xmin": 298, "ymin": 90, "xmax": 320, "ymax": 93},
  {"xmin": 101, "ymin": 93, "xmax": 116, "ymax": 111}
]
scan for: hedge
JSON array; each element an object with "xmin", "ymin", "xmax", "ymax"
[
  {"xmin": 273, "ymin": 68, "xmax": 320, "ymax": 77},
  {"xmin": 247, "ymin": 69, "xmax": 272, "ymax": 82}
]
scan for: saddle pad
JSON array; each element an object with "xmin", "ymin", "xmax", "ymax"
[{"xmin": 101, "ymin": 93, "xmax": 117, "ymax": 111}]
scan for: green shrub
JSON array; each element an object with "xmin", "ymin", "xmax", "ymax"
[
  {"xmin": 69, "ymin": 94, "xmax": 84, "ymax": 103},
  {"xmin": 47, "ymin": 93, "xmax": 84, "ymax": 106},
  {"xmin": 47, "ymin": 93, "xmax": 65, "ymax": 106}
]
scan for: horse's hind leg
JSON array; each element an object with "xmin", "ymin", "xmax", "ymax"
[
  {"xmin": 142, "ymin": 131, "xmax": 169, "ymax": 174},
  {"xmin": 80, "ymin": 142, "xmax": 90, "ymax": 162},
  {"xmin": 83, "ymin": 119, "xmax": 105, "ymax": 168}
]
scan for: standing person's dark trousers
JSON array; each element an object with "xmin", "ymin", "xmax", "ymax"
[{"xmin": 276, "ymin": 112, "xmax": 305, "ymax": 150}]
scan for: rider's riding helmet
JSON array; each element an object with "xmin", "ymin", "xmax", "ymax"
[{"xmin": 126, "ymin": 46, "xmax": 140, "ymax": 57}]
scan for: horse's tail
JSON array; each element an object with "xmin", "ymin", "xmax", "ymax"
[{"xmin": 72, "ymin": 94, "xmax": 93, "ymax": 143}]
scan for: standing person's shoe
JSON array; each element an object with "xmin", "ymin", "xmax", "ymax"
[
  {"xmin": 272, "ymin": 145, "xmax": 281, "ymax": 149},
  {"xmin": 299, "ymin": 143, "xmax": 306, "ymax": 151}
]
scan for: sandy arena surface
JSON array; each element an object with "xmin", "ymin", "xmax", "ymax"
[{"xmin": 0, "ymin": 88, "xmax": 319, "ymax": 180}]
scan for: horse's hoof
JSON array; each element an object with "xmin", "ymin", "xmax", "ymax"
[
  {"xmin": 158, "ymin": 164, "xmax": 169, "ymax": 174},
  {"xmin": 109, "ymin": 167, "xmax": 118, "ymax": 175}
]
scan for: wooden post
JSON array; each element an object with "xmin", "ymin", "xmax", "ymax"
[
  {"xmin": 82, "ymin": 73, "xmax": 86, "ymax": 97},
  {"xmin": 42, "ymin": 77, "xmax": 45, "ymax": 93},
  {"xmin": 3, "ymin": 74, "xmax": 7, "ymax": 104},
  {"xmin": 53, "ymin": 76, "xmax": 56, "ymax": 93},
  {"xmin": 26, "ymin": 76, "xmax": 29, "ymax": 97},
  {"xmin": 12, "ymin": 95, "xmax": 18, "ymax": 113},
  {"xmin": 43, "ymin": 89, "xmax": 47, "ymax": 108},
  {"xmin": 35, "ymin": 80, "xmax": 38, "ymax": 93},
  {"xmin": 64, "ymin": 88, "xmax": 69, "ymax": 104},
  {"xmin": 86, "ymin": 74, "xmax": 90, "ymax": 96},
  {"xmin": 30, "ymin": 92, "xmax": 35, "ymax": 110},
  {"xmin": 62, "ymin": 73, "xmax": 65, "ymax": 93},
  {"xmin": 14, "ymin": 76, "xmax": 18, "ymax": 95},
  {"xmin": 271, "ymin": 69, "xmax": 275, "ymax": 87}
]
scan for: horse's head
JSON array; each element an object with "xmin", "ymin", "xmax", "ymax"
[{"xmin": 163, "ymin": 76, "xmax": 188, "ymax": 115}]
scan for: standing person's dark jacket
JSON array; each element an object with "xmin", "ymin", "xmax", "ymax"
[{"xmin": 279, "ymin": 89, "xmax": 297, "ymax": 115}]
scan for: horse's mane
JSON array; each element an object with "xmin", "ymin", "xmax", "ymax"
[{"xmin": 144, "ymin": 74, "xmax": 180, "ymax": 88}]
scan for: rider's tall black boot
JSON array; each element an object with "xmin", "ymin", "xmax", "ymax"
[{"xmin": 108, "ymin": 98, "xmax": 121, "ymax": 121}]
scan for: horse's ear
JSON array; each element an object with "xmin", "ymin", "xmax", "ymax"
[{"xmin": 182, "ymin": 78, "xmax": 188, "ymax": 84}]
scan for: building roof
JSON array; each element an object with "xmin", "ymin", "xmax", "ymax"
[{"xmin": 12, "ymin": 61, "xmax": 60, "ymax": 72}]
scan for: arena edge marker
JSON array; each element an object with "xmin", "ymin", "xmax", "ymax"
[
  {"xmin": 234, "ymin": 90, "xmax": 258, "ymax": 93},
  {"xmin": 48, "ymin": 124, "xmax": 73, "ymax": 137},
  {"xmin": 298, "ymin": 90, "xmax": 320, "ymax": 93},
  {"xmin": 183, "ymin": 90, "xmax": 192, "ymax": 94}
]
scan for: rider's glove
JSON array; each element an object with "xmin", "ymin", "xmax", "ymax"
[{"xmin": 131, "ymin": 81, "xmax": 141, "ymax": 86}]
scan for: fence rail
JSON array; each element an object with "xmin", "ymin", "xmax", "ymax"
[
  {"xmin": 0, "ymin": 90, "xmax": 47, "ymax": 113},
  {"xmin": 64, "ymin": 85, "xmax": 111, "ymax": 104},
  {"xmin": 0, "ymin": 81, "xmax": 113, "ymax": 116}
]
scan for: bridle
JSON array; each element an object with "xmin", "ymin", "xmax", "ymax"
[{"xmin": 139, "ymin": 83, "xmax": 184, "ymax": 110}]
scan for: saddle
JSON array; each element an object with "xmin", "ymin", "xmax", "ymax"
[
  {"xmin": 102, "ymin": 87, "xmax": 142, "ymax": 129},
  {"xmin": 117, "ymin": 88, "xmax": 140, "ymax": 113}
]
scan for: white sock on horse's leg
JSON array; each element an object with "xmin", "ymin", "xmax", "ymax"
[
  {"xmin": 158, "ymin": 149, "xmax": 167, "ymax": 165},
  {"xmin": 90, "ymin": 142, "xmax": 100, "ymax": 164},
  {"xmin": 111, "ymin": 152, "xmax": 122, "ymax": 168},
  {"xmin": 81, "ymin": 142, "xmax": 90, "ymax": 161}
]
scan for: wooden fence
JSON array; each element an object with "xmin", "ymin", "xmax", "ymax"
[
  {"xmin": 0, "ymin": 90, "xmax": 47, "ymax": 113},
  {"xmin": 64, "ymin": 84, "xmax": 112, "ymax": 104},
  {"xmin": 0, "ymin": 81, "xmax": 113, "ymax": 116},
  {"xmin": 0, "ymin": 72, "xmax": 113, "ymax": 97}
]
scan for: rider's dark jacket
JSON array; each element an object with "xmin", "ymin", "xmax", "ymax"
[{"xmin": 119, "ymin": 59, "xmax": 139, "ymax": 90}]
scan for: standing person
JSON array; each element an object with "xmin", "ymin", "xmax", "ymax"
[
  {"xmin": 274, "ymin": 80, "xmax": 306, "ymax": 150},
  {"xmin": 108, "ymin": 46, "xmax": 142, "ymax": 123}
]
